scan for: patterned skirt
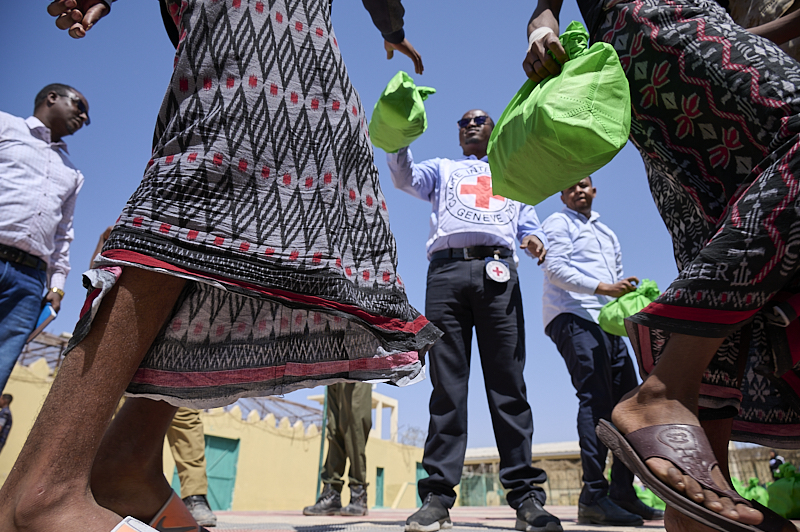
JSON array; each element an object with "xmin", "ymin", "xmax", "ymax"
[
  {"xmin": 69, "ymin": 0, "xmax": 441, "ymax": 408},
  {"xmin": 597, "ymin": 0, "xmax": 800, "ymax": 447}
]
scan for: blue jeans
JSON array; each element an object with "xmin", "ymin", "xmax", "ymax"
[
  {"xmin": 0, "ymin": 259, "xmax": 46, "ymax": 392},
  {"xmin": 546, "ymin": 313, "xmax": 638, "ymax": 505}
]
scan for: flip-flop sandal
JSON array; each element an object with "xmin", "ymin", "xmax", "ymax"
[
  {"xmin": 111, "ymin": 517, "xmax": 159, "ymax": 532},
  {"xmin": 596, "ymin": 419, "xmax": 759, "ymax": 532},
  {"xmin": 149, "ymin": 491, "xmax": 210, "ymax": 532}
]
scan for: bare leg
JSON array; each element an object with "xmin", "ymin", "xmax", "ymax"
[
  {"xmin": 91, "ymin": 398, "xmax": 179, "ymax": 520},
  {"xmin": 0, "ymin": 268, "xmax": 185, "ymax": 532},
  {"xmin": 611, "ymin": 334, "xmax": 762, "ymax": 525}
]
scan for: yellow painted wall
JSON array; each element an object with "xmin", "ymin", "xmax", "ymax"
[
  {"xmin": 162, "ymin": 405, "xmax": 425, "ymax": 510},
  {"xmin": 0, "ymin": 359, "xmax": 425, "ymax": 510},
  {"xmin": 0, "ymin": 360, "xmax": 52, "ymax": 485}
]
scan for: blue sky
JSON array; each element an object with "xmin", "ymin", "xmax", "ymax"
[{"xmin": 2, "ymin": 2, "xmax": 680, "ymax": 448}]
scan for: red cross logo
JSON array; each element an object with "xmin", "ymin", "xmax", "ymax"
[
  {"xmin": 459, "ymin": 175, "xmax": 504, "ymax": 209},
  {"xmin": 492, "ymin": 266, "xmax": 504, "ymax": 277}
]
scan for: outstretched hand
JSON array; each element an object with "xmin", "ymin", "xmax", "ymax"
[
  {"xmin": 522, "ymin": 27, "xmax": 568, "ymax": 83},
  {"xmin": 384, "ymin": 39, "xmax": 424, "ymax": 75},
  {"xmin": 521, "ymin": 235, "xmax": 547, "ymax": 265},
  {"xmin": 47, "ymin": 0, "xmax": 109, "ymax": 38}
]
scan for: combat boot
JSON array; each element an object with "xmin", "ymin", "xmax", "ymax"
[
  {"xmin": 340, "ymin": 485, "xmax": 369, "ymax": 516},
  {"xmin": 302, "ymin": 484, "xmax": 342, "ymax": 516}
]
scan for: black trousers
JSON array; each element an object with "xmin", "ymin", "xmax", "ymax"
[
  {"xmin": 419, "ymin": 258, "xmax": 547, "ymax": 509},
  {"xmin": 545, "ymin": 313, "xmax": 638, "ymax": 505}
]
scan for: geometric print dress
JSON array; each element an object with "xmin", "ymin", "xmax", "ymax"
[
  {"xmin": 68, "ymin": 0, "xmax": 441, "ymax": 408},
  {"xmin": 595, "ymin": 0, "xmax": 800, "ymax": 447}
]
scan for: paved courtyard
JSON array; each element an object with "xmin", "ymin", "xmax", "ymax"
[{"xmin": 212, "ymin": 506, "xmax": 667, "ymax": 532}]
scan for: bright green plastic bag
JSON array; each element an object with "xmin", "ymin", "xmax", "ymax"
[
  {"xmin": 768, "ymin": 463, "xmax": 800, "ymax": 519},
  {"xmin": 636, "ymin": 485, "xmax": 666, "ymax": 511},
  {"xmin": 368, "ymin": 71, "xmax": 435, "ymax": 153},
  {"xmin": 487, "ymin": 21, "xmax": 631, "ymax": 206},
  {"xmin": 742, "ymin": 478, "xmax": 769, "ymax": 506},
  {"xmin": 598, "ymin": 279, "xmax": 660, "ymax": 337}
]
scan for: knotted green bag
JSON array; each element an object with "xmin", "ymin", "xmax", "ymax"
[
  {"xmin": 487, "ymin": 21, "xmax": 631, "ymax": 206},
  {"xmin": 768, "ymin": 463, "xmax": 800, "ymax": 519},
  {"xmin": 598, "ymin": 279, "xmax": 660, "ymax": 337},
  {"xmin": 369, "ymin": 71, "xmax": 436, "ymax": 153}
]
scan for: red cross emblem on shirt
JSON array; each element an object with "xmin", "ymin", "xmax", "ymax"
[{"xmin": 459, "ymin": 175, "xmax": 504, "ymax": 209}]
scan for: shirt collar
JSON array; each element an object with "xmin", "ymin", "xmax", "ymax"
[
  {"xmin": 25, "ymin": 116, "xmax": 69, "ymax": 154},
  {"xmin": 563, "ymin": 206, "xmax": 599, "ymax": 223},
  {"xmin": 460, "ymin": 154, "xmax": 489, "ymax": 162}
]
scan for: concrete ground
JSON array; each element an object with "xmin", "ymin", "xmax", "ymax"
[{"xmin": 211, "ymin": 506, "xmax": 667, "ymax": 532}]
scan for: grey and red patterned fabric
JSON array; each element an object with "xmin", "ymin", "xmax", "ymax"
[
  {"xmin": 597, "ymin": 0, "xmax": 800, "ymax": 447},
  {"xmin": 70, "ymin": 0, "xmax": 440, "ymax": 407}
]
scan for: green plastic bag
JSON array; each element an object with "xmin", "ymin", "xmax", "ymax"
[
  {"xmin": 487, "ymin": 21, "xmax": 631, "ymax": 206},
  {"xmin": 368, "ymin": 71, "xmax": 435, "ymax": 153},
  {"xmin": 768, "ymin": 463, "xmax": 800, "ymax": 519},
  {"xmin": 742, "ymin": 478, "xmax": 769, "ymax": 506},
  {"xmin": 598, "ymin": 279, "xmax": 660, "ymax": 337},
  {"xmin": 636, "ymin": 485, "xmax": 666, "ymax": 511}
]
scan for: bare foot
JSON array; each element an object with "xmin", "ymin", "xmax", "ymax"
[
  {"xmin": 610, "ymin": 382, "xmax": 762, "ymax": 527},
  {"xmin": 0, "ymin": 484, "xmax": 123, "ymax": 532}
]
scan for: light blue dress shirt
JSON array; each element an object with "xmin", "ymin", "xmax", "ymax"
[
  {"xmin": 541, "ymin": 207, "xmax": 624, "ymax": 327},
  {"xmin": 0, "ymin": 112, "xmax": 84, "ymax": 290},
  {"xmin": 386, "ymin": 147, "xmax": 547, "ymax": 263}
]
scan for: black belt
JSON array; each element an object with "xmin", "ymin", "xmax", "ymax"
[
  {"xmin": 430, "ymin": 246, "xmax": 513, "ymax": 261},
  {"xmin": 0, "ymin": 244, "xmax": 47, "ymax": 271}
]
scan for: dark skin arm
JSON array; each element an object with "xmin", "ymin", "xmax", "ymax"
[
  {"xmin": 385, "ymin": 39, "xmax": 424, "ymax": 74},
  {"xmin": 47, "ymin": 0, "xmax": 109, "ymax": 38},
  {"xmin": 48, "ymin": 0, "xmax": 425, "ymax": 74},
  {"xmin": 596, "ymin": 276, "xmax": 640, "ymax": 297},
  {"xmin": 523, "ymin": 0, "xmax": 569, "ymax": 82},
  {"xmin": 747, "ymin": 7, "xmax": 800, "ymax": 45}
]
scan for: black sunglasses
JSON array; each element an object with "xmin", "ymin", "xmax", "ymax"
[
  {"xmin": 64, "ymin": 93, "xmax": 91, "ymax": 126},
  {"xmin": 457, "ymin": 115, "xmax": 489, "ymax": 129}
]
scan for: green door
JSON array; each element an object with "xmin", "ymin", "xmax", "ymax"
[
  {"xmin": 170, "ymin": 434, "xmax": 240, "ymax": 511},
  {"xmin": 416, "ymin": 462, "xmax": 428, "ymax": 507},
  {"xmin": 375, "ymin": 467, "xmax": 385, "ymax": 508}
]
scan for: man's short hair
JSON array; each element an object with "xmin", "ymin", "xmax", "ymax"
[
  {"xmin": 34, "ymin": 83, "xmax": 77, "ymax": 112},
  {"xmin": 1, "ymin": 394, "xmax": 13, "ymax": 405}
]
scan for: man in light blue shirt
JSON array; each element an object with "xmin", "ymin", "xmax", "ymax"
[
  {"xmin": 388, "ymin": 109, "xmax": 561, "ymax": 532},
  {"xmin": 541, "ymin": 177, "xmax": 661, "ymax": 526}
]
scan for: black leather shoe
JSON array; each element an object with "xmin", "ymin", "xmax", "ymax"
[
  {"xmin": 578, "ymin": 496, "xmax": 644, "ymax": 526},
  {"xmin": 182, "ymin": 494, "xmax": 217, "ymax": 527},
  {"xmin": 405, "ymin": 493, "xmax": 452, "ymax": 532},
  {"xmin": 341, "ymin": 485, "xmax": 369, "ymax": 516},
  {"xmin": 610, "ymin": 497, "xmax": 665, "ymax": 520},
  {"xmin": 515, "ymin": 494, "xmax": 563, "ymax": 532},
  {"xmin": 303, "ymin": 485, "xmax": 342, "ymax": 516}
]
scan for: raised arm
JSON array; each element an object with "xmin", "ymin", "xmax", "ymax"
[
  {"xmin": 362, "ymin": 0, "xmax": 424, "ymax": 73},
  {"xmin": 523, "ymin": 0, "xmax": 568, "ymax": 82},
  {"xmin": 385, "ymin": 147, "xmax": 439, "ymax": 202},
  {"xmin": 47, "ymin": 0, "xmax": 111, "ymax": 38}
]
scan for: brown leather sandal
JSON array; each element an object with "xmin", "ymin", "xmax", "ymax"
[{"xmin": 596, "ymin": 420, "xmax": 759, "ymax": 532}]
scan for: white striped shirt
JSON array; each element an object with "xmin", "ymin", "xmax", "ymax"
[{"xmin": 0, "ymin": 111, "xmax": 84, "ymax": 290}]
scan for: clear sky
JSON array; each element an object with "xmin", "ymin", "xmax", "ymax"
[{"xmin": 2, "ymin": 1, "xmax": 680, "ymax": 448}]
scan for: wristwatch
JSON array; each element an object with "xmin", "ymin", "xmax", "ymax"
[{"xmin": 50, "ymin": 287, "xmax": 65, "ymax": 298}]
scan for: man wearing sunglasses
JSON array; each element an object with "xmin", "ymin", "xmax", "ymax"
[
  {"xmin": 0, "ymin": 83, "xmax": 89, "ymax": 392},
  {"xmin": 387, "ymin": 110, "xmax": 561, "ymax": 532}
]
